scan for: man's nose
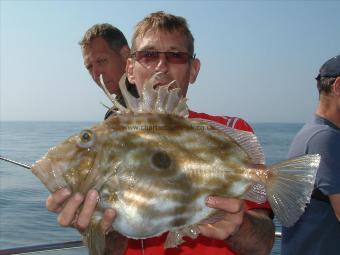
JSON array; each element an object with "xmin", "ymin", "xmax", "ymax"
[
  {"xmin": 154, "ymin": 53, "xmax": 168, "ymax": 72},
  {"xmin": 92, "ymin": 66, "xmax": 104, "ymax": 82}
]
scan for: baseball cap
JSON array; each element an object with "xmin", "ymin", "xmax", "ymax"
[{"xmin": 316, "ymin": 55, "xmax": 340, "ymax": 80}]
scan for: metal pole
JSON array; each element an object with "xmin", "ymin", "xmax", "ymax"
[{"xmin": 0, "ymin": 155, "xmax": 31, "ymax": 169}]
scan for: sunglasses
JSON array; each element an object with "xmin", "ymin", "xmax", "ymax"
[{"xmin": 131, "ymin": 51, "xmax": 195, "ymax": 65}]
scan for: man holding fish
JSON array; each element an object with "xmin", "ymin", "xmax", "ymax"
[{"xmin": 46, "ymin": 12, "xmax": 275, "ymax": 254}]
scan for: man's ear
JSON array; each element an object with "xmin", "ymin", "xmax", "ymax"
[
  {"xmin": 189, "ymin": 58, "xmax": 201, "ymax": 84},
  {"xmin": 333, "ymin": 77, "xmax": 340, "ymax": 96},
  {"xmin": 120, "ymin": 45, "xmax": 130, "ymax": 60},
  {"xmin": 126, "ymin": 58, "xmax": 135, "ymax": 84}
]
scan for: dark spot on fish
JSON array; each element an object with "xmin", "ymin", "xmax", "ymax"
[{"xmin": 151, "ymin": 151, "xmax": 172, "ymax": 169}]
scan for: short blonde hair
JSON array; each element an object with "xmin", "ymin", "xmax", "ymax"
[{"xmin": 131, "ymin": 11, "xmax": 194, "ymax": 56}]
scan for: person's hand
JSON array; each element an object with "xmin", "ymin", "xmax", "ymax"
[
  {"xmin": 46, "ymin": 188, "xmax": 116, "ymax": 234},
  {"xmin": 46, "ymin": 188, "xmax": 127, "ymax": 254},
  {"xmin": 198, "ymin": 196, "xmax": 244, "ymax": 240}
]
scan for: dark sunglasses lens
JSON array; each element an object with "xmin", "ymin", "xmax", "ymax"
[
  {"xmin": 134, "ymin": 51, "xmax": 192, "ymax": 65},
  {"xmin": 166, "ymin": 52, "xmax": 190, "ymax": 64},
  {"xmin": 135, "ymin": 51, "xmax": 159, "ymax": 63}
]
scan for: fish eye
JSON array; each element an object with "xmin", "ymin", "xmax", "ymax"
[{"xmin": 77, "ymin": 129, "xmax": 96, "ymax": 148}]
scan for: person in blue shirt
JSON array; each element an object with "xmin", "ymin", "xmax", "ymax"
[{"xmin": 281, "ymin": 55, "xmax": 340, "ymax": 255}]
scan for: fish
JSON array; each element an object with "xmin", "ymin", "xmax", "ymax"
[{"xmin": 31, "ymin": 72, "xmax": 320, "ymax": 255}]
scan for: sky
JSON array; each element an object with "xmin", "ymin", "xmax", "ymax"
[{"xmin": 1, "ymin": 0, "xmax": 339, "ymax": 123}]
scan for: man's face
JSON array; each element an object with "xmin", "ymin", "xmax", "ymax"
[
  {"xmin": 127, "ymin": 29, "xmax": 200, "ymax": 97},
  {"xmin": 82, "ymin": 36, "xmax": 129, "ymax": 94}
]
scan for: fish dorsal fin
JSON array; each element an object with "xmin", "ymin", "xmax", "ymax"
[
  {"xmin": 192, "ymin": 118, "xmax": 266, "ymax": 165},
  {"xmin": 100, "ymin": 73, "xmax": 189, "ymax": 117}
]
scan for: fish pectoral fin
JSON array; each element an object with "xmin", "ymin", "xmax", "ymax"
[
  {"xmin": 164, "ymin": 225, "xmax": 200, "ymax": 249},
  {"xmin": 82, "ymin": 224, "xmax": 104, "ymax": 255},
  {"xmin": 82, "ymin": 221, "xmax": 105, "ymax": 255},
  {"xmin": 83, "ymin": 215, "xmax": 125, "ymax": 255},
  {"xmin": 83, "ymin": 220, "xmax": 106, "ymax": 255}
]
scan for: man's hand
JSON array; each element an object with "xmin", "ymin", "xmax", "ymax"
[
  {"xmin": 46, "ymin": 188, "xmax": 115, "ymax": 234},
  {"xmin": 199, "ymin": 196, "xmax": 275, "ymax": 255},
  {"xmin": 46, "ymin": 188, "xmax": 126, "ymax": 254},
  {"xmin": 198, "ymin": 196, "xmax": 244, "ymax": 240}
]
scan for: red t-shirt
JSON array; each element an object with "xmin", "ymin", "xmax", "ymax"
[{"xmin": 124, "ymin": 110, "xmax": 271, "ymax": 255}]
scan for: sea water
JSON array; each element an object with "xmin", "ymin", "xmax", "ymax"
[{"xmin": 0, "ymin": 121, "xmax": 303, "ymax": 254}]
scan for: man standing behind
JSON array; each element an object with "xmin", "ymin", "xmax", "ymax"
[
  {"xmin": 80, "ymin": 23, "xmax": 132, "ymax": 97},
  {"xmin": 79, "ymin": 23, "xmax": 138, "ymax": 118},
  {"xmin": 281, "ymin": 55, "xmax": 340, "ymax": 255}
]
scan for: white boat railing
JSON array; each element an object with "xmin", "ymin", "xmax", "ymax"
[
  {"xmin": 0, "ymin": 241, "xmax": 83, "ymax": 255},
  {"xmin": 0, "ymin": 232, "xmax": 282, "ymax": 255}
]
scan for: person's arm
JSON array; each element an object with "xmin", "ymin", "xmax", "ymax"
[
  {"xmin": 329, "ymin": 194, "xmax": 340, "ymax": 221},
  {"xmin": 307, "ymin": 129, "xmax": 340, "ymax": 222},
  {"xmin": 226, "ymin": 209, "xmax": 275, "ymax": 255},
  {"xmin": 199, "ymin": 196, "xmax": 275, "ymax": 255}
]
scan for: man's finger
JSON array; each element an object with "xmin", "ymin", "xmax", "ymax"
[
  {"xmin": 76, "ymin": 190, "xmax": 99, "ymax": 231},
  {"xmin": 57, "ymin": 192, "xmax": 84, "ymax": 227},
  {"xmin": 205, "ymin": 196, "xmax": 244, "ymax": 213},
  {"xmin": 46, "ymin": 188, "xmax": 72, "ymax": 212}
]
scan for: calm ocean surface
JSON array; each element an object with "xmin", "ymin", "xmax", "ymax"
[{"xmin": 0, "ymin": 121, "xmax": 303, "ymax": 254}]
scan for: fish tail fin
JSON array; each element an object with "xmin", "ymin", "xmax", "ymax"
[
  {"xmin": 264, "ymin": 154, "xmax": 320, "ymax": 227},
  {"xmin": 83, "ymin": 218, "xmax": 106, "ymax": 255}
]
